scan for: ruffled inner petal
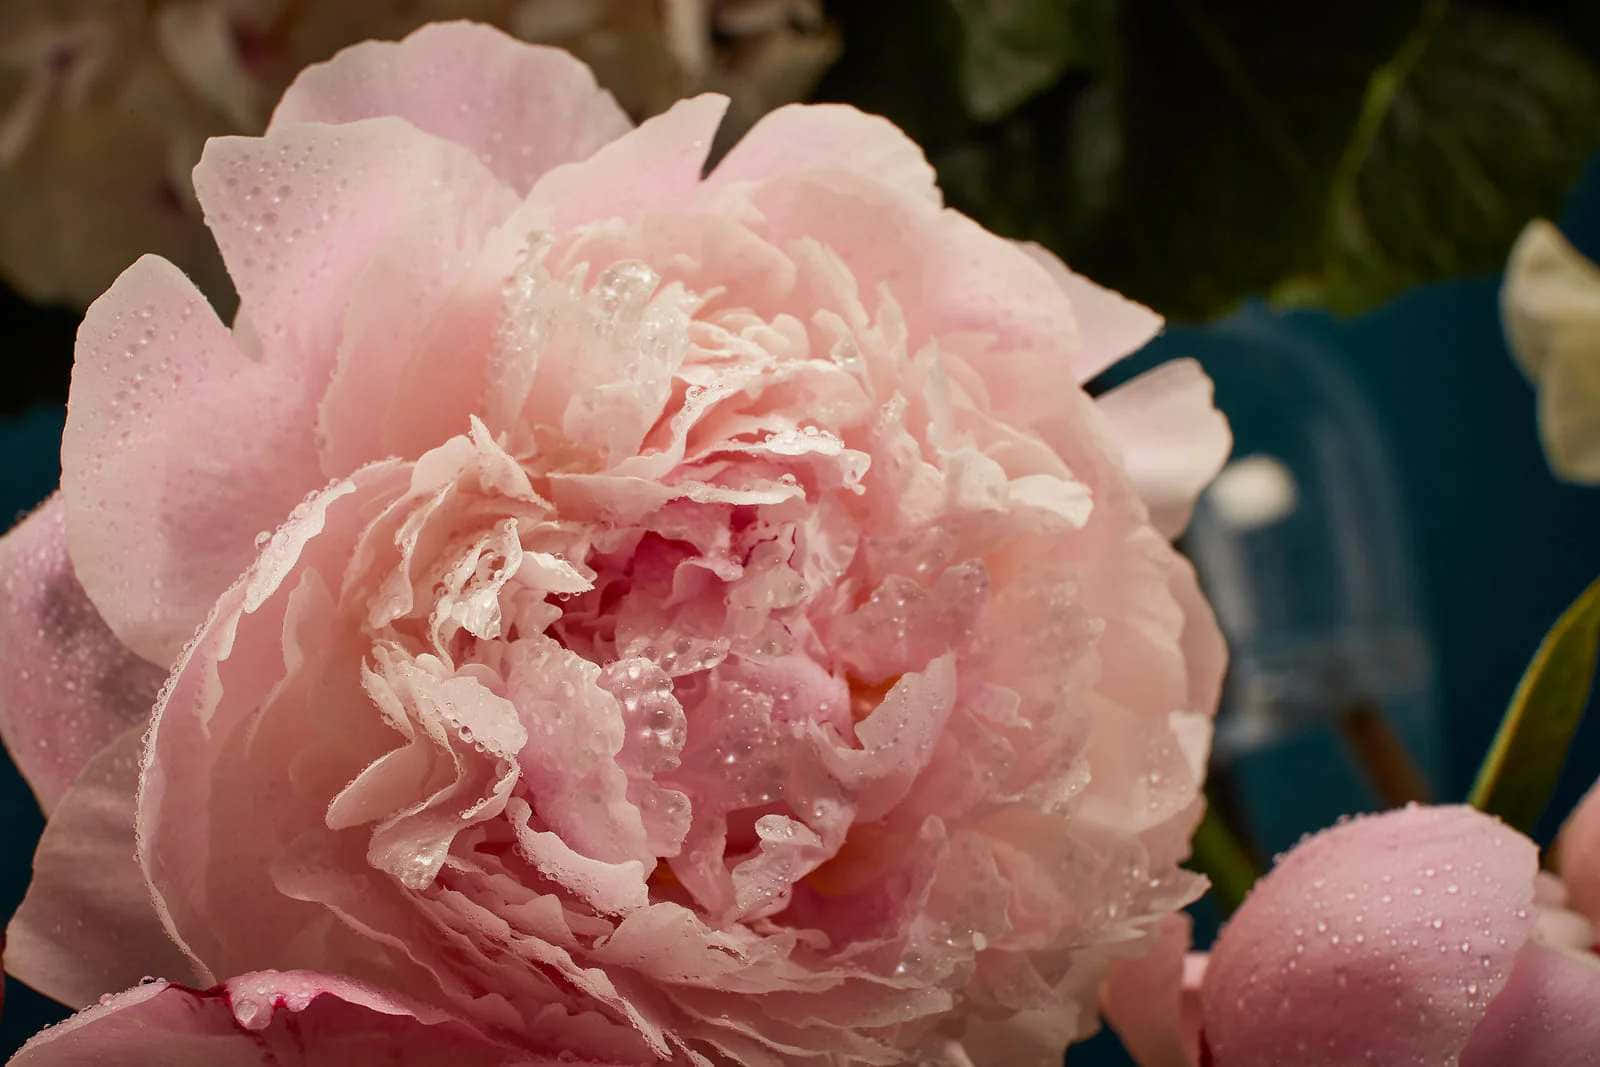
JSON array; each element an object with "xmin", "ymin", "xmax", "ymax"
[{"xmin": 139, "ymin": 161, "xmax": 1224, "ymax": 1065}]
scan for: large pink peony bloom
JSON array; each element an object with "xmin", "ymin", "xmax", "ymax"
[{"xmin": 0, "ymin": 22, "xmax": 1229, "ymax": 1065}]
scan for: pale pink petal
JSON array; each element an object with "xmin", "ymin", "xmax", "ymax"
[
  {"xmin": 808, "ymin": 655, "xmax": 958, "ymax": 822},
  {"xmin": 309, "ymin": 175, "xmax": 520, "ymax": 476},
  {"xmin": 1557, "ymin": 775, "xmax": 1600, "ymax": 928},
  {"xmin": 1020, "ymin": 241, "xmax": 1165, "ymax": 382},
  {"xmin": 1201, "ymin": 805, "xmax": 1538, "ymax": 1067},
  {"xmin": 270, "ymin": 21, "xmax": 631, "ymax": 196},
  {"xmin": 138, "ymin": 461, "xmax": 413, "ymax": 981},
  {"xmin": 6, "ymin": 726, "xmax": 202, "ymax": 1008},
  {"xmin": 62, "ymin": 255, "xmax": 323, "ymax": 665},
  {"xmin": 193, "ymin": 117, "xmax": 517, "ymax": 383},
  {"xmin": 1096, "ymin": 359, "xmax": 1231, "ymax": 538},
  {"xmin": 10, "ymin": 970, "xmax": 564, "ymax": 1066},
  {"xmin": 1461, "ymin": 942, "xmax": 1600, "ymax": 1066},
  {"xmin": 505, "ymin": 638, "xmax": 652, "ymax": 866},
  {"xmin": 709, "ymin": 103, "xmax": 938, "ymax": 205},
  {"xmin": 523, "ymin": 94, "xmax": 728, "ymax": 232},
  {"xmin": 1167, "ymin": 548, "xmax": 1227, "ymax": 731},
  {"xmin": 1100, "ymin": 913, "xmax": 1202, "ymax": 1067},
  {"xmin": 0, "ymin": 495, "xmax": 163, "ymax": 812}
]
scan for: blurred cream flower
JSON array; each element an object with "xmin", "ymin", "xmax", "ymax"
[
  {"xmin": 0, "ymin": 0, "xmax": 838, "ymax": 308},
  {"xmin": 1502, "ymin": 219, "xmax": 1600, "ymax": 484}
]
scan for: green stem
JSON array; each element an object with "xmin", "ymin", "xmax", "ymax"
[
  {"xmin": 1327, "ymin": 0, "xmax": 1450, "ymax": 235},
  {"xmin": 1189, "ymin": 802, "xmax": 1259, "ymax": 915}
]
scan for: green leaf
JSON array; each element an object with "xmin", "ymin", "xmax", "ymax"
[
  {"xmin": 816, "ymin": 2, "xmax": 1600, "ymax": 320},
  {"xmin": 1280, "ymin": 4, "xmax": 1600, "ymax": 313},
  {"xmin": 1188, "ymin": 803, "xmax": 1259, "ymax": 915},
  {"xmin": 948, "ymin": 0, "xmax": 1114, "ymax": 121},
  {"xmin": 1469, "ymin": 575, "xmax": 1600, "ymax": 834},
  {"xmin": 1068, "ymin": 2, "xmax": 1420, "ymax": 319}
]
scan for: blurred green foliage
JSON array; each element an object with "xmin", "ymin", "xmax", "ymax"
[{"xmin": 816, "ymin": 0, "xmax": 1600, "ymax": 320}]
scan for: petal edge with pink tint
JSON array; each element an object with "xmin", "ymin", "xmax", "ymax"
[
  {"xmin": 270, "ymin": 21, "xmax": 631, "ymax": 197},
  {"xmin": 1461, "ymin": 941, "xmax": 1600, "ymax": 1066},
  {"xmin": 1020, "ymin": 241, "xmax": 1165, "ymax": 383},
  {"xmin": 522, "ymin": 94, "xmax": 730, "ymax": 233},
  {"xmin": 709, "ymin": 102, "xmax": 939, "ymax": 205},
  {"xmin": 1556, "ymin": 774, "xmax": 1600, "ymax": 929},
  {"xmin": 136, "ymin": 461, "xmax": 412, "ymax": 981},
  {"xmin": 1201, "ymin": 804, "xmax": 1538, "ymax": 1067},
  {"xmin": 193, "ymin": 117, "xmax": 517, "ymax": 382},
  {"xmin": 1101, "ymin": 913, "xmax": 1202, "ymax": 1067},
  {"xmin": 9, "ymin": 969, "xmax": 587, "ymax": 1066},
  {"xmin": 0, "ymin": 494, "xmax": 164, "ymax": 813},
  {"xmin": 6, "ymin": 726, "xmax": 203, "ymax": 1009},
  {"xmin": 63, "ymin": 255, "xmax": 326, "ymax": 666},
  {"xmin": 1096, "ymin": 358, "xmax": 1232, "ymax": 538}
]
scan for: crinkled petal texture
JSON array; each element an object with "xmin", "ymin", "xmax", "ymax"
[
  {"xmin": 0, "ymin": 495, "xmax": 164, "ymax": 812},
  {"xmin": 1202, "ymin": 805, "xmax": 1540, "ymax": 1067},
  {"xmin": 9, "ymin": 969, "xmax": 617, "ymax": 1066},
  {"xmin": 108, "ymin": 23, "xmax": 1228, "ymax": 1067}
]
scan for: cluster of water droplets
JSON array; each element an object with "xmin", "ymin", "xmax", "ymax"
[
  {"xmin": 205, "ymin": 133, "xmax": 358, "ymax": 345},
  {"xmin": 1212, "ymin": 808, "xmax": 1544, "ymax": 1066}
]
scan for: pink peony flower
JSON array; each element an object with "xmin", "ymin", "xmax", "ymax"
[
  {"xmin": 1112, "ymin": 802, "xmax": 1600, "ymax": 1066},
  {"xmin": 0, "ymin": 22, "xmax": 1229, "ymax": 1065}
]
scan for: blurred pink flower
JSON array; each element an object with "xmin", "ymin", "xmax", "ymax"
[
  {"xmin": 1556, "ymin": 755, "xmax": 1600, "ymax": 929},
  {"xmin": 1, "ymin": 23, "xmax": 1229, "ymax": 1065}
]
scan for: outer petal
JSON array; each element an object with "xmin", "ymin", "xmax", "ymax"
[
  {"xmin": 523, "ymin": 94, "xmax": 729, "ymax": 232},
  {"xmin": 10, "ymin": 970, "xmax": 573, "ymax": 1066},
  {"xmin": 1202, "ymin": 805, "xmax": 1538, "ymax": 1067},
  {"xmin": 6, "ymin": 726, "xmax": 202, "ymax": 1009},
  {"xmin": 1100, "ymin": 913, "xmax": 1202, "ymax": 1067},
  {"xmin": 0, "ymin": 495, "xmax": 164, "ymax": 812},
  {"xmin": 137, "ymin": 461, "xmax": 412, "ymax": 982},
  {"xmin": 1096, "ymin": 359, "xmax": 1232, "ymax": 538},
  {"xmin": 1021, "ymin": 241, "xmax": 1165, "ymax": 383},
  {"xmin": 1556, "ymin": 775, "xmax": 1600, "ymax": 928},
  {"xmin": 193, "ymin": 116, "xmax": 518, "ymax": 384},
  {"xmin": 269, "ymin": 21, "xmax": 631, "ymax": 196},
  {"xmin": 1460, "ymin": 943, "xmax": 1600, "ymax": 1066},
  {"xmin": 63, "ymin": 256, "xmax": 322, "ymax": 665},
  {"xmin": 709, "ymin": 103, "xmax": 939, "ymax": 205}
]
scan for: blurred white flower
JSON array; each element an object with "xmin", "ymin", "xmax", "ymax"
[
  {"xmin": 0, "ymin": 0, "xmax": 838, "ymax": 308},
  {"xmin": 1502, "ymin": 219, "xmax": 1600, "ymax": 485}
]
